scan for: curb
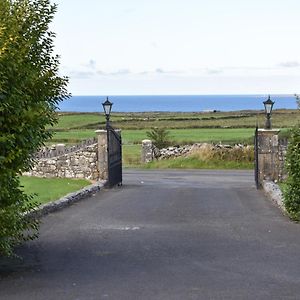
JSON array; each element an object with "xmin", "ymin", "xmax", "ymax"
[
  {"xmin": 262, "ymin": 180, "xmax": 287, "ymax": 214},
  {"xmin": 27, "ymin": 180, "xmax": 107, "ymax": 218}
]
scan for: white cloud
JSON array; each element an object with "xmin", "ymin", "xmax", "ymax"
[
  {"xmin": 278, "ymin": 61, "xmax": 300, "ymax": 68},
  {"xmin": 97, "ymin": 69, "xmax": 131, "ymax": 76},
  {"xmin": 69, "ymin": 71, "xmax": 94, "ymax": 79},
  {"xmin": 206, "ymin": 68, "xmax": 223, "ymax": 75}
]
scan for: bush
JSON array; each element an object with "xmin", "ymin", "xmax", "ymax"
[
  {"xmin": 0, "ymin": 0, "xmax": 68, "ymax": 256},
  {"xmin": 283, "ymin": 125, "xmax": 300, "ymax": 220},
  {"xmin": 146, "ymin": 128, "xmax": 171, "ymax": 149}
]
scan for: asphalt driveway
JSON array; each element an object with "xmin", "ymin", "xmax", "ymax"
[{"xmin": 1, "ymin": 169, "xmax": 300, "ymax": 300}]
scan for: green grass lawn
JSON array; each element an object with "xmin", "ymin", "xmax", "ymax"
[{"xmin": 20, "ymin": 176, "xmax": 91, "ymax": 205}]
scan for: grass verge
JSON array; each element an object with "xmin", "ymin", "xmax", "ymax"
[
  {"xmin": 20, "ymin": 176, "xmax": 91, "ymax": 205},
  {"xmin": 144, "ymin": 157, "xmax": 253, "ymax": 170}
]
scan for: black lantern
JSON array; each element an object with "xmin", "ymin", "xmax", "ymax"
[
  {"xmin": 102, "ymin": 97, "xmax": 113, "ymax": 122},
  {"xmin": 263, "ymin": 95, "xmax": 274, "ymax": 129}
]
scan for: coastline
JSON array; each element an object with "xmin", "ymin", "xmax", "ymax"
[{"xmin": 58, "ymin": 95, "xmax": 298, "ymax": 113}]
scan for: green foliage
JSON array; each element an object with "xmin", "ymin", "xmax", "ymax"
[
  {"xmin": 295, "ymin": 94, "xmax": 300, "ymax": 109},
  {"xmin": 283, "ymin": 125, "xmax": 300, "ymax": 220},
  {"xmin": 0, "ymin": 0, "xmax": 69, "ymax": 256},
  {"xmin": 146, "ymin": 127, "xmax": 171, "ymax": 149}
]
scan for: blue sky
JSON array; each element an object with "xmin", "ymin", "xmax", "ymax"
[{"xmin": 52, "ymin": 0, "xmax": 300, "ymax": 95}]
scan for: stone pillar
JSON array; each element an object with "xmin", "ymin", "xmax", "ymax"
[
  {"xmin": 257, "ymin": 129, "xmax": 281, "ymax": 183},
  {"xmin": 95, "ymin": 130, "xmax": 108, "ymax": 180},
  {"xmin": 141, "ymin": 139, "xmax": 154, "ymax": 163}
]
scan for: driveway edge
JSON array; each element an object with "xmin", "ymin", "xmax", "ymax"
[
  {"xmin": 262, "ymin": 180, "xmax": 287, "ymax": 214},
  {"xmin": 27, "ymin": 180, "xmax": 107, "ymax": 218}
]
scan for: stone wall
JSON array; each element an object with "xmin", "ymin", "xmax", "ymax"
[
  {"xmin": 24, "ymin": 143, "xmax": 99, "ymax": 180},
  {"xmin": 35, "ymin": 137, "xmax": 97, "ymax": 159},
  {"xmin": 142, "ymin": 142, "xmax": 252, "ymax": 162}
]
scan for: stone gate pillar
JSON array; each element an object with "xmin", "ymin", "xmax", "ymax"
[
  {"xmin": 257, "ymin": 129, "xmax": 281, "ymax": 184},
  {"xmin": 95, "ymin": 130, "xmax": 108, "ymax": 180},
  {"xmin": 141, "ymin": 139, "xmax": 154, "ymax": 163}
]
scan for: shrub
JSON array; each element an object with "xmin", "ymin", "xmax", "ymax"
[
  {"xmin": 146, "ymin": 128, "xmax": 171, "ymax": 149},
  {"xmin": 283, "ymin": 125, "xmax": 300, "ymax": 220},
  {"xmin": 0, "ymin": 0, "xmax": 68, "ymax": 256}
]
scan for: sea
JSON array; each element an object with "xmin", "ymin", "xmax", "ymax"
[{"xmin": 58, "ymin": 95, "xmax": 297, "ymax": 113}]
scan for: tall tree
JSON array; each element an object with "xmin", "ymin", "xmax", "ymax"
[{"xmin": 0, "ymin": 0, "xmax": 69, "ymax": 256}]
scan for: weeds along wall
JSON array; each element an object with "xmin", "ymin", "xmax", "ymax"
[
  {"xmin": 142, "ymin": 138, "xmax": 289, "ymax": 182},
  {"xmin": 23, "ymin": 139, "xmax": 99, "ymax": 180}
]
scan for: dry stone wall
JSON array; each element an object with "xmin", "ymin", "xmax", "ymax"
[
  {"xmin": 145, "ymin": 143, "xmax": 250, "ymax": 161},
  {"xmin": 24, "ymin": 143, "xmax": 99, "ymax": 180}
]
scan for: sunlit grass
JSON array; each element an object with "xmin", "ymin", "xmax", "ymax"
[{"xmin": 20, "ymin": 176, "xmax": 91, "ymax": 205}]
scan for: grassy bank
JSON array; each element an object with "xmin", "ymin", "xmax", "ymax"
[{"xmin": 20, "ymin": 176, "xmax": 91, "ymax": 205}]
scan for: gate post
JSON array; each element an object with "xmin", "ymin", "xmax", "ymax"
[
  {"xmin": 95, "ymin": 130, "xmax": 108, "ymax": 181},
  {"xmin": 141, "ymin": 139, "xmax": 154, "ymax": 163},
  {"xmin": 256, "ymin": 129, "xmax": 281, "ymax": 185}
]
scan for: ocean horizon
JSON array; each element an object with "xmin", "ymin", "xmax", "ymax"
[{"xmin": 58, "ymin": 94, "xmax": 298, "ymax": 113}]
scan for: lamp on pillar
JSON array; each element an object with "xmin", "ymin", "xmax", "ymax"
[
  {"xmin": 263, "ymin": 95, "xmax": 275, "ymax": 129},
  {"xmin": 102, "ymin": 97, "xmax": 113, "ymax": 128}
]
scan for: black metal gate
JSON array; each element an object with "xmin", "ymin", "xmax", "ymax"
[
  {"xmin": 254, "ymin": 126, "xmax": 260, "ymax": 189},
  {"xmin": 107, "ymin": 125, "xmax": 122, "ymax": 187}
]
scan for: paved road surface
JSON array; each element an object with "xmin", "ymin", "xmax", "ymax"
[{"xmin": 1, "ymin": 170, "xmax": 300, "ymax": 300}]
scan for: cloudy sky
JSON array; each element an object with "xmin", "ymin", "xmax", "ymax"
[{"xmin": 51, "ymin": 0, "xmax": 300, "ymax": 95}]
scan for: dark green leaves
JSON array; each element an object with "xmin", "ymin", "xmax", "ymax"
[
  {"xmin": 0, "ymin": 0, "xmax": 69, "ymax": 256},
  {"xmin": 146, "ymin": 128, "xmax": 171, "ymax": 149},
  {"xmin": 283, "ymin": 125, "xmax": 300, "ymax": 221}
]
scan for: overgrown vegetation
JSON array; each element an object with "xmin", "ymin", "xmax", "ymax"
[
  {"xmin": 283, "ymin": 125, "xmax": 300, "ymax": 221},
  {"xmin": 0, "ymin": 0, "xmax": 68, "ymax": 256},
  {"xmin": 145, "ymin": 144, "xmax": 254, "ymax": 170},
  {"xmin": 189, "ymin": 144, "xmax": 254, "ymax": 163},
  {"xmin": 145, "ymin": 157, "xmax": 253, "ymax": 170}
]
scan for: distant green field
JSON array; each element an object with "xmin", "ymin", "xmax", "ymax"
[
  {"xmin": 52, "ymin": 113, "xmax": 103, "ymax": 129},
  {"xmin": 20, "ymin": 176, "xmax": 91, "ymax": 205},
  {"xmin": 46, "ymin": 110, "xmax": 299, "ymax": 168},
  {"xmin": 51, "ymin": 130, "xmax": 96, "ymax": 143},
  {"xmin": 51, "ymin": 128, "xmax": 256, "ymax": 145},
  {"xmin": 123, "ymin": 128, "xmax": 256, "ymax": 144},
  {"xmin": 52, "ymin": 110, "xmax": 300, "ymax": 131}
]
